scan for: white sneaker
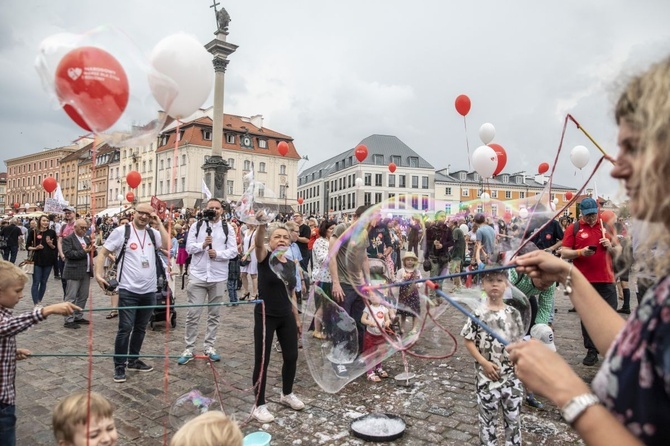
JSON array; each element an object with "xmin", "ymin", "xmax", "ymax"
[
  {"xmin": 252, "ymin": 404, "xmax": 275, "ymax": 423},
  {"xmin": 280, "ymin": 393, "xmax": 305, "ymax": 410}
]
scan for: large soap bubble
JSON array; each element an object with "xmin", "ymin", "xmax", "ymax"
[
  {"xmin": 169, "ymin": 389, "xmax": 222, "ymax": 429},
  {"xmin": 235, "ymin": 170, "xmax": 279, "ymax": 225}
]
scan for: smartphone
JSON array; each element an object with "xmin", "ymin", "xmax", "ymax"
[{"xmin": 587, "ymin": 245, "xmax": 598, "ymax": 251}]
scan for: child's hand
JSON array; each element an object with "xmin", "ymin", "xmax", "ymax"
[
  {"xmin": 16, "ymin": 348, "xmax": 31, "ymax": 361},
  {"xmin": 42, "ymin": 302, "xmax": 81, "ymax": 317},
  {"xmin": 482, "ymin": 361, "xmax": 500, "ymax": 381}
]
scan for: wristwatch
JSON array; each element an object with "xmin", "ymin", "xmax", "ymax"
[{"xmin": 560, "ymin": 393, "xmax": 600, "ymax": 425}]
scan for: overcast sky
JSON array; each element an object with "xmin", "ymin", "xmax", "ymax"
[{"xmin": 2, "ymin": 0, "xmax": 669, "ymax": 201}]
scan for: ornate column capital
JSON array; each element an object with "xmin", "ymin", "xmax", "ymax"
[{"xmin": 212, "ymin": 58, "xmax": 229, "ymax": 73}]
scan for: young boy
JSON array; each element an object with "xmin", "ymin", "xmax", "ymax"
[
  {"xmin": 170, "ymin": 410, "xmax": 243, "ymax": 446},
  {"xmin": 360, "ymin": 292, "xmax": 391, "ymax": 383},
  {"xmin": 52, "ymin": 391, "xmax": 117, "ymax": 446},
  {"xmin": 460, "ymin": 266, "xmax": 525, "ymax": 446},
  {"xmin": 0, "ymin": 260, "xmax": 79, "ymax": 446}
]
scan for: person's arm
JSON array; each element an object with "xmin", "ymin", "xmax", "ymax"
[
  {"xmin": 507, "ymin": 340, "xmax": 643, "ymax": 446},
  {"xmin": 94, "ymin": 246, "xmax": 111, "ymax": 289},
  {"xmin": 463, "ymin": 339, "xmax": 499, "ymax": 381},
  {"xmin": 254, "ymin": 223, "xmax": 268, "ymax": 263},
  {"xmin": 216, "ymin": 224, "xmax": 239, "ymax": 260},
  {"xmin": 154, "ymin": 220, "xmax": 169, "ymax": 250},
  {"xmin": 534, "ymin": 285, "xmax": 555, "ymax": 325},
  {"xmin": 515, "ymin": 250, "xmax": 626, "ymax": 353},
  {"xmin": 328, "ymin": 235, "xmax": 344, "ymax": 302}
]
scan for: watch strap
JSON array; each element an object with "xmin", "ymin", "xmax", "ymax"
[{"xmin": 560, "ymin": 393, "xmax": 600, "ymax": 425}]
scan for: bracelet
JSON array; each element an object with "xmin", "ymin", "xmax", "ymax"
[
  {"xmin": 560, "ymin": 393, "xmax": 600, "ymax": 425},
  {"xmin": 563, "ymin": 263, "xmax": 573, "ymax": 296},
  {"xmin": 577, "ymin": 249, "xmax": 582, "ymax": 257}
]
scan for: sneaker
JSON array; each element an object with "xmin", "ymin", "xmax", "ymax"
[
  {"xmin": 274, "ymin": 340, "xmax": 282, "ymax": 353},
  {"xmin": 252, "ymin": 404, "xmax": 275, "ymax": 423},
  {"xmin": 582, "ymin": 349, "xmax": 598, "ymax": 366},
  {"xmin": 332, "ymin": 362, "xmax": 348, "ymax": 378},
  {"xmin": 74, "ymin": 318, "xmax": 90, "ymax": 325},
  {"xmin": 177, "ymin": 349, "xmax": 194, "ymax": 365},
  {"xmin": 617, "ymin": 307, "xmax": 631, "ymax": 314},
  {"xmin": 127, "ymin": 359, "xmax": 153, "ymax": 372},
  {"xmin": 113, "ymin": 366, "xmax": 126, "ymax": 383},
  {"xmin": 204, "ymin": 347, "xmax": 221, "ymax": 362},
  {"xmin": 525, "ymin": 394, "xmax": 544, "ymax": 409},
  {"xmin": 63, "ymin": 321, "xmax": 81, "ymax": 329},
  {"xmin": 280, "ymin": 393, "xmax": 305, "ymax": 410}
]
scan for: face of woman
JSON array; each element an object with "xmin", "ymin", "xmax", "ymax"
[
  {"xmin": 269, "ymin": 228, "xmax": 290, "ymax": 250},
  {"xmin": 611, "ymin": 120, "xmax": 641, "ymax": 217},
  {"xmin": 326, "ymin": 225, "xmax": 335, "ymax": 238},
  {"xmin": 40, "ymin": 217, "xmax": 49, "ymax": 229}
]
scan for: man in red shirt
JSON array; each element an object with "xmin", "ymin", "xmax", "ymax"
[{"xmin": 560, "ymin": 198, "xmax": 620, "ymax": 366}]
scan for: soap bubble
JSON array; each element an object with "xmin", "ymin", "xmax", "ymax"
[
  {"xmin": 169, "ymin": 389, "xmax": 221, "ymax": 429},
  {"xmin": 235, "ymin": 170, "xmax": 278, "ymax": 225}
]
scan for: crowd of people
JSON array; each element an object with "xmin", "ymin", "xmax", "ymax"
[{"xmin": 1, "ymin": 55, "xmax": 670, "ymax": 445}]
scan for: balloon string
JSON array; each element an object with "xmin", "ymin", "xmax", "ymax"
[{"xmin": 463, "ymin": 116, "xmax": 471, "ymax": 170}]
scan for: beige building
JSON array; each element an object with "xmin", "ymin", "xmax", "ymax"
[{"xmin": 0, "ymin": 173, "xmax": 6, "ymax": 214}]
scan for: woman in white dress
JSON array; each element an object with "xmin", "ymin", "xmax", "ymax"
[{"xmin": 240, "ymin": 224, "xmax": 258, "ymax": 300}]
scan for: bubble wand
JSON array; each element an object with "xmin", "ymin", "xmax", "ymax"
[{"xmin": 568, "ymin": 114, "xmax": 616, "ymax": 165}]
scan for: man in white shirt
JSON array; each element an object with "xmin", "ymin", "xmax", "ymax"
[
  {"xmin": 95, "ymin": 203, "xmax": 169, "ymax": 383},
  {"xmin": 178, "ymin": 198, "xmax": 238, "ymax": 365}
]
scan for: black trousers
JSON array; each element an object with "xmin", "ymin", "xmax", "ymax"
[
  {"xmin": 252, "ymin": 311, "xmax": 298, "ymax": 406},
  {"xmin": 581, "ymin": 282, "xmax": 617, "ymax": 352}
]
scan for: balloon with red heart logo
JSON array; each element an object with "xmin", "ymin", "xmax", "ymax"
[
  {"xmin": 354, "ymin": 144, "xmax": 368, "ymax": 162},
  {"xmin": 488, "ymin": 143, "xmax": 507, "ymax": 176},
  {"xmin": 566, "ymin": 191, "xmax": 574, "ymax": 200},
  {"xmin": 55, "ymin": 46, "xmax": 129, "ymax": 132},
  {"xmin": 455, "ymin": 94, "xmax": 471, "ymax": 116},
  {"xmin": 42, "ymin": 177, "xmax": 58, "ymax": 193},
  {"xmin": 538, "ymin": 162, "xmax": 550, "ymax": 174},
  {"xmin": 126, "ymin": 192, "xmax": 135, "ymax": 203},
  {"xmin": 277, "ymin": 141, "xmax": 289, "ymax": 156},
  {"xmin": 297, "ymin": 197, "xmax": 304, "ymax": 205},
  {"xmin": 126, "ymin": 171, "xmax": 142, "ymax": 189},
  {"xmin": 388, "ymin": 162, "xmax": 397, "ymax": 173}
]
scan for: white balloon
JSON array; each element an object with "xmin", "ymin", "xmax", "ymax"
[
  {"xmin": 471, "ymin": 145, "xmax": 498, "ymax": 178},
  {"xmin": 150, "ymin": 33, "xmax": 214, "ymax": 119},
  {"xmin": 570, "ymin": 145, "xmax": 590, "ymax": 169},
  {"xmin": 519, "ymin": 208, "xmax": 529, "ymax": 219},
  {"xmin": 553, "ymin": 198, "xmax": 559, "ymax": 205},
  {"xmin": 355, "ymin": 177, "xmax": 363, "ymax": 188},
  {"xmin": 550, "ymin": 202, "xmax": 557, "ymax": 211},
  {"xmin": 479, "ymin": 123, "xmax": 496, "ymax": 145},
  {"xmin": 480, "ymin": 192, "xmax": 491, "ymax": 203}
]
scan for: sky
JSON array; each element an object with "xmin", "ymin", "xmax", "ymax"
[{"xmin": 1, "ymin": 0, "xmax": 669, "ymax": 202}]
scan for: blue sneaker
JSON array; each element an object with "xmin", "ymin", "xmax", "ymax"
[
  {"xmin": 177, "ymin": 349, "xmax": 194, "ymax": 365},
  {"xmin": 204, "ymin": 347, "xmax": 221, "ymax": 362},
  {"xmin": 525, "ymin": 394, "xmax": 544, "ymax": 409}
]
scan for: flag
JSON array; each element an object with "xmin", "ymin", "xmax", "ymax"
[
  {"xmin": 202, "ymin": 179, "xmax": 212, "ymax": 200},
  {"xmin": 54, "ymin": 183, "xmax": 65, "ymax": 203}
]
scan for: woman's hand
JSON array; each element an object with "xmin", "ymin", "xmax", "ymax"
[
  {"xmin": 514, "ymin": 250, "xmax": 571, "ymax": 284},
  {"xmin": 507, "ymin": 340, "xmax": 590, "ymax": 407}
]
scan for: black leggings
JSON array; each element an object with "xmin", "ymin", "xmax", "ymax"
[{"xmin": 252, "ymin": 312, "xmax": 299, "ymax": 406}]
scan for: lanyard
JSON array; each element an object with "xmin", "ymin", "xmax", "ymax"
[{"xmin": 131, "ymin": 224, "xmax": 147, "ymax": 253}]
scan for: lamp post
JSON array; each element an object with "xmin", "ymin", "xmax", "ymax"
[
  {"xmin": 117, "ymin": 194, "xmax": 124, "ymax": 214},
  {"xmin": 285, "ymin": 185, "xmax": 288, "ymax": 216}
]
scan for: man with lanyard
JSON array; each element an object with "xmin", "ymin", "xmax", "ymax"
[
  {"xmin": 57, "ymin": 207, "xmax": 77, "ymax": 294},
  {"xmin": 560, "ymin": 198, "xmax": 620, "ymax": 366},
  {"xmin": 95, "ymin": 203, "xmax": 169, "ymax": 383},
  {"xmin": 177, "ymin": 198, "xmax": 238, "ymax": 365}
]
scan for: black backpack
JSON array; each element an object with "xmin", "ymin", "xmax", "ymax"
[
  {"xmin": 114, "ymin": 224, "xmax": 166, "ymax": 289},
  {"xmin": 194, "ymin": 219, "xmax": 229, "ymax": 243}
]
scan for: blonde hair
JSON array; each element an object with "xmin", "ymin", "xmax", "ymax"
[
  {"xmin": 169, "ymin": 411, "xmax": 243, "ymax": 446},
  {"xmin": 0, "ymin": 260, "xmax": 28, "ymax": 291},
  {"xmin": 52, "ymin": 391, "xmax": 115, "ymax": 443},
  {"xmin": 615, "ymin": 56, "xmax": 670, "ymax": 276}
]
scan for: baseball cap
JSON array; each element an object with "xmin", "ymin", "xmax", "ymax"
[
  {"xmin": 63, "ymin": 206, "xmax": 75, "ymax": 212},
  {"xmin": 579, "ymin": 198, "xmax": 598, "ymax": 216},
  {"xmin": 530, "ymin": 324, "xmax": 557, "ymax": 351}
]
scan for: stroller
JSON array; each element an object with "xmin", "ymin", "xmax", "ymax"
[
  {"xmin": 149, "ymin": 278, "xmax": 177, "ymax": 330},
  {"xmin": 368, "ymin": 258, "xmax": 401, "ymax": 334}
]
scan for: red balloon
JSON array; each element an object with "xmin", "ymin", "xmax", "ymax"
[
  {"xmin": 488, "ymin": 143, "xmax": 507, "ymax": 176},
  {"xmin": 565, "ymin": 191, "xmax": 574, "ymax": 200},
  {"xmin": 455, "ymin": 94, "xmax": 471, "ymax": 116},
  {"xmin": 55, "ymin": 46, "xmax": 129, "ymax": 132},
  {"xmin": 354, "ymin": 144, "xmax": 368, "ymax": 162},
  {"xmin": 297, "ymin": 197, "xmax": 304, "ymax": 205},
  {"xmin": 126, "ymin": 192, "xmax": 135, "ymax": 203},
  {"xmin": 13, "ymin": 202, "xmax": 19, "ymax": 209},
  {"xmin": 503, "ymin": 211, "xmax": 513, "ymax": 222},
  {"xmin": 538, "ymin": 162, "xmax": 550, "ymax": 174},
  {"xmin": 126, "ymin": 171, "xmax": 142, "ymax": 189},
  {"xmin": 601, "ymin": 209, "xmax": 616, "ymax": 223},
  {"xmin": 388, "ymin": 162, "xmax": 397, "ymax": 173},
  {"xmin": 277, "ymin": 141, "xmax": 289, "ymax": 156},
  {"xmin": 42, "ymin": 177, "xmax": 58, "ymax": 193}
]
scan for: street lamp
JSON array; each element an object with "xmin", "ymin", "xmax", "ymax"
[{"xmin": 117, "ymin": 194, "xmax": 124, "ymax": 214}]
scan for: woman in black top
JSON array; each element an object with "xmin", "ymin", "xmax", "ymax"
[
  {"xmin": 251, "ymin": 220, "xmax": 305, "ymax": 423},
  {"xmin": 26, "ymin": 215, "xmax": 58, "ymax": 307}
]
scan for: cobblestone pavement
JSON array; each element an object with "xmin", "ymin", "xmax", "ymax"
[{"xmin": 11, "ymin": 250, "xmax": 605, "ymax": 445}]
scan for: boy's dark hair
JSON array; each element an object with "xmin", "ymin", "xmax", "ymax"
[
  {"xmin": 474, "ymin": 213, "xmax": 486, "ymax": 224},
  {"xmin": 480, "ymin": 263, "xmax": 506, "ymax": 280}
]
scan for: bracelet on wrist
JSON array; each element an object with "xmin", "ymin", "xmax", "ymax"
[
  {"xmin": 563, "ymin": 263, "xmax": 574, "ymax": 296},
  {"xmin": 560, "ymin": 393, "xmax": 600, "ymax": 425}
]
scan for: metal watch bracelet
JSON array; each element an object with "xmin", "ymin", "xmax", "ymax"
[{"xmin": 560, "ymin": 393, "xmax": 600, "ymax": 425}]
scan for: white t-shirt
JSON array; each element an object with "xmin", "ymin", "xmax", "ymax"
[
  {"xmin": 363, "ymin": 304, "xmax": 389, "ymax": 336},
  {"xmin": 104, "ymin": 224, "xmax": 162, "ymax": 294}
]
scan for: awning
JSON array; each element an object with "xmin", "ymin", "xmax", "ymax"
[
  {"xmin": 96, "ymin": 205, "xmax": 132, "ymax": 217},
  {"xmin": 162, "ymin": 198, "xmax": 184, "ymax": 208}
]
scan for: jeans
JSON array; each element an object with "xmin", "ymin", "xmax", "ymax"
[
  {"xmin": 114, "ymin": 288, "xmax": 155, "ymax": 366},
  {"xmin": 340, "ymin": 282, "xmax": 365, "ymax": 354},
  {"xmin": 582, "ymin": 282, "xmax": 618, "ymax": 352},
  {"xmin": 0, "ymin": 402, "xmax": 16, "ymax": 446},
  {"xmin": 31, "ymin": 264, "xmax": 52, "ymax": 305},
  {"xmin": 2, "ymin": 246, "xmax": 18, "ymax": 264}
]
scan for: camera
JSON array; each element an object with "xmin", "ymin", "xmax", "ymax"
[
  {"xmin": 105, "ymin": 278, "xmax": 118, "ymax": 292},
  {"xmin": 201, "ymin": 209, "xmax": 217, "ymax": 221}
]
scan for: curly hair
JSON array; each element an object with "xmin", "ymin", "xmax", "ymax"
[{"xmin": 615, "ymin": 56, "xmax": 670, "ymax": 276}]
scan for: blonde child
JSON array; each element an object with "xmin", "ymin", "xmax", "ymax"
[
  {"xmin": 395, "ymin": 252, "xmax": 422, "ymax": 335},
  {"xmin": 170, "ymin": 410, "xmax": 243, "ymax": 446},
  {"xmin": 360, "ymin": 292, "xmax": 391, "ymax": 382},
  {"xmin": 52, "ymin": 391, "xmax": 117, "ymax": 446},
  {"xmin": 460, "ymin": 266, "xmax": 525, "ymax": 446},
  {"xmin": 0, "ymin": 260, "xmax": 79, "ymax": 446}
]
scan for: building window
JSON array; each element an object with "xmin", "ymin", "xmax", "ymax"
[
  {"xmin": 373, "ymin": 154, "xmax": 384, "ymax": 165},
  {"xmin": 280, "ymin": 165, "xmax": 286, "ymax": 175},
  {"xmin": 181, "ymin": 154, "xmax": 186, "ymax": 165},
  {"xmin": 491, "ymin": 204, "xmax": 498, "ymax": 217},
  {"xmin": 202, "ymin": 130, "xmax": 212, "ymax": 140},
  {"xmin": 505, "ymin": 191, "xmax": 512, "ymax": 199},
  {"xmin": 422, "ymin": 176, "xmax": 429, "ymax": 189},
  {"xmin": 227, "ymin": 180, "xmax": 234, "ymax": 195},
  {"xmin": 227, "ymin": 158, "xmax": 235, "ymax": 169},
  {"xmin": 364, "ymin": 173, "xmax": 371, "ymax": 186},
  {"xmin": 280, "ymin": 185, "xmax": 287, "ymax": 199},
  {"xmin": 167, "ymin": 158, "xmax": 171, "ymax": 169},
  {"xmin": 445, "ymin": 187, "xmax": 452, "ymax": 195},
  {"xmin": 259, "ymin": 162, "xmax": 266, "ymax": 173},
  {"xmin": 462, "ymin": 189, "xmax": 469, "ymax": 197},
  {"xmin": 259, "ymin": 139, "xmax": 267, "ymax": 149},
  {"xmin": 408, "ymin": 157, "xmax": 419, "ymax": 167},
  {"xmin": 364, "ymin": 192, "xmax": 371, "ymax": 206},
  {"xmin": 142, "ymin": 184, "xmax": 146, "ymax": 197},
  {"xmin": 226, "ymin": 133, "xmax": 235, "ymax": 144},
  {"xmin": 159, "ymin": 181, "xmax": 163, "ymax": 194},
  {"xmin": 491, "ymin": 190, "xmax": 498, "ymax": 198},
  {"xmin": 375, "ymin": 192, "xmax": 382, "ymax": 203},
  {"xmin": 166, "ymin": 180, "xmax": 170, "ymax": 193},
  {"xmin": 519, "ymin": 191, "xmax": 525, "ymax": 198},
  {"xmin": 160, "ymin": 160, "xmax": 164, "ymax": 170},
  {"xmin": 445, "ymin": 203, "xmax": 452, "ymax": 214},
  {"xmin": 258, "ymin": 183, "xmax": 265, "ymax": 198},
  {"xmin": 181, "ymin": 177, "xmax": 185, "ymax": 192},
  {"xmin": 411, "ymin": 195, "xmax": 419, "ymax": 209},
  {"xmin": 388, "ymin": 175, "xmax": 395, "ymax": 187},
  {"xmin": 243, "ymin": 160, "xmax": 251, "ymax": 171},
  {"xmin": 391, "ymin": 155, "xmax": 401, "ymax": 166},
  {"xmin": 375, "ymin": 174, "xmax": 382, "ymax": 187},
  {"xmin": 411, "ymin": 176, "xmax": 419, "ymax": 188},
  {"xmin": 399, "ymin": 175, "xmax": 406, "ymax": 188}
]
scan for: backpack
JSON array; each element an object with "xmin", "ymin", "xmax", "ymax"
[
  {"xmin": 194, "ymin": 219, "xmax": 228, "ymax": 243},
  {"xmin": 114, "ymin": 224, "xmax": 166, "ymax": 289}
]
